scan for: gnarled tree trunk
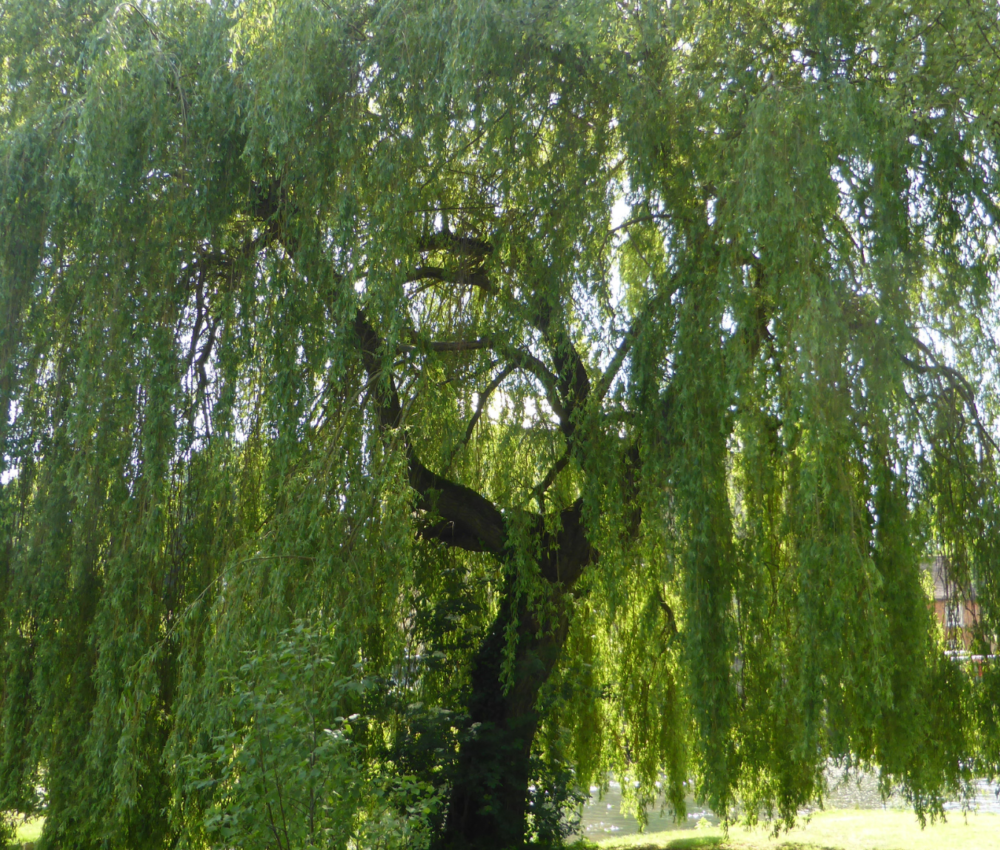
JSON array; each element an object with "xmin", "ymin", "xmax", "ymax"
[
  {"xmin": 437, "ymin": 506, "xmax": 595, "ymax": 850},
  {"xmin": 438, "ymin": 587, "xmax": 566, "ymax": 849}
]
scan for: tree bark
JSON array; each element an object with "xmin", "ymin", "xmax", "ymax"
[
  {"xmin": 351, "ymin": 306, "xmax": 599, "ymax": 847},
  {"xmin": 436, "ymin": 578, "xmax": 569, "ymax": 850},
  {"xmin": 437, "ymin": 504, "xmax": 594, "ymax": 850}
]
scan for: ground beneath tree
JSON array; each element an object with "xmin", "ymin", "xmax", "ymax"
[
  {"xmin": 583, "ymin": 808, "xmax": 1000, "ymax": 850},
  {"xmin": 578, "ymin": 772, "xmax": 1000, "ymax": 839}
]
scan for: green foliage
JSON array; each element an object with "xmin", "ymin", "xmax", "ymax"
[
  {"xmin": 176, "ymin": 620, "xmax": 440, "ymax": 850},
  {"xmin": 2, "ymin": 0, "xmax": 1000, "ymax": 847}
]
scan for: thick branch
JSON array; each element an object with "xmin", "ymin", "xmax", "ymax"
[
  {"xmin": 405, "ymin": 265, "xmax": 493, "ymax": 293},
  {"xmin": 548, "ymin": 325, "xmax": 591, "ymax": 415},
  {"xmin": 410, "ymin": 463, "xmax": 507, "ymax": 555},
  {"xmin": 538, "ymin": 499, "xmax": 595, "ymax": 585},
  {"xmin": 525, "ymin": 303, "xmax": 591, "ymax": 443},
  {"xmin": 354, "ymin": 311, "xmax": 404, "ymax": 429},
  {"xmin": 354, "ymin": 310, "xmax": 507, "ymax": 556},
  {"xmin": 418, "ymin": 230, "xmax": 493, "ymax": 259}
]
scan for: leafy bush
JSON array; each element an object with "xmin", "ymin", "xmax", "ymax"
[{"xmin": 180, "ymin": 622, "xmax": 442, "ymax": 850}]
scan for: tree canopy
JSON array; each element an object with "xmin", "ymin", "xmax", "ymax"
[{"xmin": 3, "ymin": 1, "xmax": 1000, "ymax": 848}]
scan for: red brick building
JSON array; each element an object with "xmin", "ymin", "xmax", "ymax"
[{"xmin": 923, "ymin": 556, "xmax": 985, "ymax": 651}]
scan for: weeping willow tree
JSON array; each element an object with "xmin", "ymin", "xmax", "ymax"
[{"xmin": 3, "ymin": 0, "xmax": 1000, "ymax": 848}]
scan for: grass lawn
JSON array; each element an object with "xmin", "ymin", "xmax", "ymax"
[
  {"xmin": 7, "ymin": 809, "xmax": 1000, "ymax": 849},
  {"xmin": 11, "ymin": 817, "xmax": 43, "ymax": 847},
  {"xmin": 585, "ymin": 809, "xmax": 1000, "ymax": 850}
]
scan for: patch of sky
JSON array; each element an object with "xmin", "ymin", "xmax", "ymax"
[{"xmin": 2, "ymin": 400, "xmax": 20, "ymax": 484}]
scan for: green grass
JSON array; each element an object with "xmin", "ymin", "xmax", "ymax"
[
  {"xmin": 7, "ymin": 810, "xmax": 1000, "ymax": 849},
  {"xmin": 584, "ymin": 809, "xmax": 1000, "ymax": 850},
  {"xmin": 11, "ymin": 817, "xmax": 43, "ymax": 847}
]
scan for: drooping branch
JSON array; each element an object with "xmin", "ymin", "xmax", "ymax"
[
  {"xmin": 903, "ymin": 337, "xmax": 998, "ymax": 459},
  {"xmin": 594, "ymin": 288, "xmax": 672, "ymax": 403}
]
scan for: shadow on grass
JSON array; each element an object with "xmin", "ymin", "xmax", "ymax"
[
  {"xmin": 615, "ymin": 838, "xmax": 726, "ymax": 850},
  {"xmin": 604, "ymin": 839, "xmax": 841, "ymax": 850},
  {"xmin": 776, "ymin": 841, "xmax": 843, "ymax": 850}
]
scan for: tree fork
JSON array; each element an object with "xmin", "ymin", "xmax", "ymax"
[{"xmin": 352, "ymin": 306, "xmax": 604, "ymax": 845}]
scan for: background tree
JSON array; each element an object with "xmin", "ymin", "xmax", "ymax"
[{"xmin": 3, "ymin": 0, "xmax": 1000, "ymax": 848}]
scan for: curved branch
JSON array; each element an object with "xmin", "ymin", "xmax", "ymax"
[
  {"xmin": 354, "ymin": 310, "xmax": 507, "ymax": 556},
  {"xmin": 405, "ymin": 265, "xmax": 494, "ymax": 293},
  {"xmin": 905, "ymin": 337, "xmax": 998, "ymax": 459},
  {"xmin": 498, "ymin": 344, "xmax": 568, "ymax": 422},
  {"xmin": 418, "ymin": 230, "xmax": 493, "ymax": 259}
]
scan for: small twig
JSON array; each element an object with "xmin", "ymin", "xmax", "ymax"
[
  {"xmin": 396, "ymin": 338, "xmax": 493, "ymax": 354},
  {"xmin": 532, "ymin": 454, "xmax": 570, "ymax": 511},
  {"xmin": 464, "ymin": 364, "xmax": 516, "ymax": 445},
  {"xmin": 606, "ymin": 212, "xmax": 669, "ymax": 238}
]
